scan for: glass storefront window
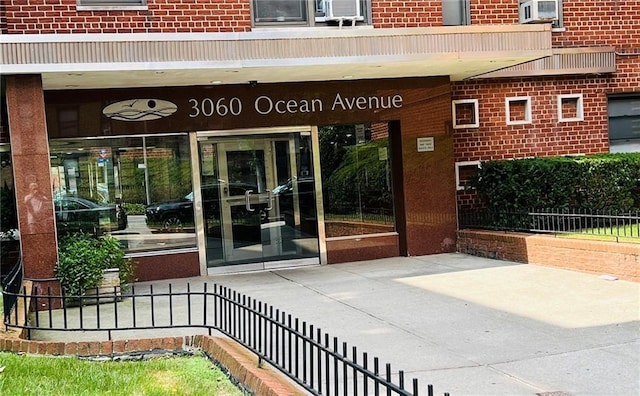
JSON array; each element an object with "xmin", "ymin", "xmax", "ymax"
[
  {"xmin": 49, "ymin": 134, "xmax": 195, "ymax": 253},
  {"xmin": 319, "ymin": 123, "xmax": 395, "ymax": 238}
]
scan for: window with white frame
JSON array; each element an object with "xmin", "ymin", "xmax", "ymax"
[
  {"xmin": 455, "ymin": 161, "xmax": 481, "ymax": 191},
  {"xmin": 253, "ymin": 0, "xmax": 369, "ymax": 26},
  {"xmin": 452, "ymin": 99, "xmax": 479, "ymax": 129},
  {"xmin": 505, "ymin": 96, "xmax": 532, "ymax": 125},
  {"xmin": 557, "ymin": 94, "xmax": 583, "ymax": 122}
]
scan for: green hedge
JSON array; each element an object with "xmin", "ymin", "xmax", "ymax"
[{"xmin": 471, "ymin": 153, "xmax": 640, "ymax": 212}]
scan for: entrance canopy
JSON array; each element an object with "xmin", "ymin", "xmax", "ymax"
[{"xmin": 0, "ymin": 25, "xmax": 554, "ymax": 90}]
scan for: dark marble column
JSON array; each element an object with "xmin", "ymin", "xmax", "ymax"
[{"xmin": 6, "ymin": 75, "xmax": 58, "ymax": 282}]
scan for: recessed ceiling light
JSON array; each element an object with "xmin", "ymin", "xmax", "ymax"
[
  {"xmin": 342, "ymin": 75, "xmax": 353, "ymax": 79},
  {"xmin": 210, "ymin": 80, "xmax": 223, "ymax": 85}
]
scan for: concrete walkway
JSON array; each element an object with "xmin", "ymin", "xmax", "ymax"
[
  {"xmin": 34, "ymin": 253, "xmax": 640, "ymax": 395},
  {"xmin": 204, "ymin": 254, "xmax": 639, "ymax": 395}
]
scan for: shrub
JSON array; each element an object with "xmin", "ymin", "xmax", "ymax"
[
  {"xmin": 123, "ymin": 202, "xmax": 146, "ymax": 215},
  {"xmin": 55, "ymin": 233, "xmax": 136, "ymax": 296},
  {"xmin": 471, "ymin": 153, "xmax": 640, "ymax": 212}
]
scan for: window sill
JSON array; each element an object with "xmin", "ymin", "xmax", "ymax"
[
  {"xmin": 77, "ymin": 5, "xmax": 148, "ymax": 11},
  {"xmin": 252, "ymin": 25, "xmax": 373, "ymax": 32}
]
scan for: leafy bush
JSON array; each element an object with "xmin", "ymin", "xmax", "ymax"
[
  {"xmin": 55, "ymin": 233, "xmax": 136, "ymax": 296},
  {"xmin": 471, "ymin": 153, "xmax": 640, "ymax": 212},
  {"xmin": 0, "ymin": 182, "xmax": 18, "ymax": 232},
  {"xmin": 123, "ymin": 202, "xmax": 146, "ymax": 215}
]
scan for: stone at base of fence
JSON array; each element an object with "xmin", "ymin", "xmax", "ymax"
[{"xmin": 0, "ymin": 332, "xmax": 305, "ymax": 396}]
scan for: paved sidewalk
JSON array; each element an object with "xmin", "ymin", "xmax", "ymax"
[
  {"xmin": 201, "ymin": 253, "xmax": 639, "ymax": 396},
  {"xmin": 32, "ymin": 253, "xmax": 640, "ymax": 395}
]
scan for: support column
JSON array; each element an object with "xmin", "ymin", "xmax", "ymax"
[
  {"xmin": 6, "ymin": 75, "xmax": 58, "ymax": 282},
  {"xmin": 398, "ymin": 83, "xmax": 457, "ymax": 255}
]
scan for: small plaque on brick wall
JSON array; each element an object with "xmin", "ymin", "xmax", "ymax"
[{"xmin": 417, "ymin": 137, "xmax": 435, "ymax": 152}]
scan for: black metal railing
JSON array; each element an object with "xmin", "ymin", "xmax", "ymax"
[
  {"xmin": 3, "ymin": 283, "xmax": 449, "ymax": 396},
  {"xmin": 459, "ymin": 208, "xmax": 640, "ymax": 240},
  {"xmin": 2, "ymin": 259, "xmax": 23, "ymax": 321}
]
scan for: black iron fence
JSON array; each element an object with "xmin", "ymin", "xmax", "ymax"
[
  {"xmin": 1, "ymin": 259, "xmax": 22, "ymax": 321},
  {"xmin": 459, "ymin": 208, "xmax": 640, "ymax": 240},
  {"xmin": 3, "ymin": 283, "xmax": 449, "ymax": 396}
]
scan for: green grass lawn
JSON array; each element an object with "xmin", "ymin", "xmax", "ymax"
[
  {"xmin": 1, "ymin": 291, "xmax": 241, "ymax": 395},
  {"xmin": 557, "ymin": 233, "xmax": 639, "ymax": 243},
  {"xmin": 0, "ymin": 351, "xmax": 242, "ymax": 396},
  {"xmin": 556, "ymin": 223, "xmax": 640, "ymax": 243}
]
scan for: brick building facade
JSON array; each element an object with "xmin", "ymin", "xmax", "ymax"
[{"xmin": 0, "ymin": 0, "xmax": 637, "ymax": 284}]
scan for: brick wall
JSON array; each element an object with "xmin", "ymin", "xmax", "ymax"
[
  {"xmin": 457, "ymin": 230, "xmax": 640, "ymax": 282},
  {"xmin": 2, "ymin": 0, "xmax": 252, "ymax": 34},
  {"xmin": 396, "ymin": 83, "xmax": 458, "ymax": 255},
  {"xmin": 611, "ymin": 56, "xmax": 640, "ymax": 93},
  {"xmin": 371, "ymin": 0, "xmax": 442, "ymax": 28},
  {"xmin": 3, "ymin": 0, "xmax": 639, "ymax": 47},
  {"xmin": 467, "ymin": 0, "xmax": 640, "ymax": 52},
  {"xmin": 370, "ymin": 122, "xmax": 389, "ymax": 140},
  {"xmin": 553, "ymin": 0, "xmax": 640, "ymax": 48},
  {"xmin": 469, "ymin": 0, "xmax": 518, "ymax": 25},
  {"xmin": 451, "ymin": 76, "xmax": 611, "ymax": 162}
]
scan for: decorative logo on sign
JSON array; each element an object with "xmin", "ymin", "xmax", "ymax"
[{"xmin": 103, "ymin": 99, "xmax": 178, "ymax": 121}]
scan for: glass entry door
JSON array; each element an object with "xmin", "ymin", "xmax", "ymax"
[{"xmin": 197, "ymin": 131, "xmax": 320, "ymax": 272}]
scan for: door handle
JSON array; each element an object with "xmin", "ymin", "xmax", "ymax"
[
  {"xmin": 265, "ymin": 189, "xmax": 273, "ymax": 211},
  {"xmin": 245, "ymin": 190, "xmax": 255, "ymax": 212}
]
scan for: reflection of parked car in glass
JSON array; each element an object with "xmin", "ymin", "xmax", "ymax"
[
  {"xmin": 145, "ymin": 192, "xmax": 196, "ymax": 233},
  {"xmin": 145, "ymin": 182, "xmax": 257, "ymax": 233},
  {"xmin": 54, "ymin": 196, "xmax": 127, "ymax": 235},
  {"xmin": 273, "ymin": 177, "xmax": 317, "ymax": 236}
]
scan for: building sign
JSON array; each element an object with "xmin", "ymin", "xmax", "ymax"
[
  {"xmin": 104, "ymin": 94, "xmax": 402, "ymax": 122},
  {"xmin": 45, "ymin": 77, "xmax": 448, "ymax": 138},
  {"xmin": 103, "ymin": 99, "xmax": 178, "ymax": 121}
]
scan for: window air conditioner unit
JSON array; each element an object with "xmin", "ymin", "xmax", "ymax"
[
  {"xmin": 519, "ymin": 0, "xmax": 558, "ymax": 24},
  {"xmin": 323, "ymin": 0, "xmax": 362, "ymax": 21}
]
